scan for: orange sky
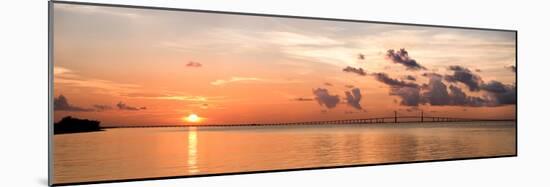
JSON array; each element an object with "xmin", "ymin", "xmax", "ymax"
[{"xmin": 53, "ymin": 3, "xmax": 516, "ymax": 126}]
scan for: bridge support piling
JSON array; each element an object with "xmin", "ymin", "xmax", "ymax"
[{"xmin": 394, "ymin": 111, "xmax": 397, "ymax": 123}]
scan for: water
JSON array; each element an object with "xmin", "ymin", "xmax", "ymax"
[{"xmin": 53, "ymin": 121, "xmax": 516, "ymax": 184}]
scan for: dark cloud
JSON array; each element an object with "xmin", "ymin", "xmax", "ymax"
[
  {"xmin": 186, "ymin": 61, "xmax": 202, "ymax": 67},
  {"xmin": 423, "ymin": 75, "xmax": 515, "ymax": 106},
  {"xmin": 448, "ymin": 85, "xmax": 486, "ymax": 106},
  {"xmin": 293, "ymin": 97, "xmax": 314, "ymax": 101},
  {"xmin": 344, "ymin": 84, "xmax": 355, "ymax": 88},
  {"xmin": 391, "ymin": 86, "xmax": 422, "ymax": 106},
  {"xmin": 444, "ymin": 65, "xmax": 483, "ymax": 91},
  {"xmin": 422, "ymin": 77, "xmax": 450, "ymax": 105},
  {"xmin": 506, "ymin": 65, "xmax": 516, "ymax": 73},
  {"xmin": 344, "ymin": 88, "xmax": 362, "ymax": 110},
  {"xmin": 54, "ymin": 95, "xmax": 94, "ymax": 112},
  {"xmin": 475, "ymin": 69, "xmax": 482, "ymax": 72},
  {"xmin": 385, "ymin": 48, "xmax": 426, "ymax": 70},
  {"xmin": 372, "ymin": 72, "xmax": 421, "ymax": 106},
  {"xmin": 312, "ymin": 88, "xmax": 340, "ymax": 109},
  {"xmin": 438, "ymin": 65, "xmax": 516, "ymax": 106},
  {"xmin": 372, "ymin": 72, "xmax": 419, "ymax": 88},
  {"xmin": 342, "ymin": 66, "xmax": 367, "ymax": 76},
  {"xmin": 358, "ymin": 53, "xmax": 365, "ymax": 60},
  {"xmin": 93, "ymin": 104, "xmax": 112, "ymax": 111},
  {"xmin": 421, "ymin": 77, "xmax": 486, "ymax": 106},
  {"xmin": 373, "ymin": 73, "xmax": 493, "ymax": 107},
  {"xmin": 481, "ymin": 81, "xmax": 509, "ymax": 93},
  {"xmin": 422, "ymin": 72, "xmax": 443, "ymax": 78},
  {"xmin": 481, "ymin": 81, "xmax": 516, "ymax": 105},
  {"xmin": 116, "ymin": 102, "xmax": 146, "ymax": 111},
  {"xmin": 324, "ymin": 82, "xmax": 333, "ymax": 86},
  {"xmin": 403, "ymin": 75, "xmax": 416, "ymax": 81}
]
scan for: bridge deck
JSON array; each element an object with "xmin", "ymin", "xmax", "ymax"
[{"xmin": 102, "ymin": 116, "xmax": 515, "ymax": 128}]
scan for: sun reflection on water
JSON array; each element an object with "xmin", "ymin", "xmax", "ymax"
[{"xmin": 187, "ymin": 127, "xmax": 199, "ymax": 174}]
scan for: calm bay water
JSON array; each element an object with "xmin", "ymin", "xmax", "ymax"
[{"xmin": 53, "ymin": 121, "xmax": 516, "ymax": 184}]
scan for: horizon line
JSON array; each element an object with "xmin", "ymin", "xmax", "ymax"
[{"xmin": 101, "ymin": 117, "xmax": 516, "ymax": 128}]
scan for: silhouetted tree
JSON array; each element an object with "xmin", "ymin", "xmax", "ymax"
[{"xmin": 54, "ymin": 116, "xmax": 101, "ymax": 134}]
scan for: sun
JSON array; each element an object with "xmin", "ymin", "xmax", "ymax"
[{"xmin": 184, "ymin": 114, "xmax": 202, "ymax": 123}]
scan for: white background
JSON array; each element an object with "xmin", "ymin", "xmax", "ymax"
[{"xmin": 0, "ymin": 0, "xmax": 548, "ymax": 186}]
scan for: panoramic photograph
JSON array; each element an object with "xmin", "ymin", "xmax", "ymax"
[{"xmin": 52, "ymin": 2, "xmax": 516, "ymax": 185}]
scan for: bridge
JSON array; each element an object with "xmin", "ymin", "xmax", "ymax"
[{"xmin": 103, "ymin": 111, "xmax": 515, "ymax": 128}]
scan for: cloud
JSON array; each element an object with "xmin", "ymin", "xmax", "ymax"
[
  {"xmin": 391, "ymin": 86, "xmax": 422, "ymax": 106},
  {"xmin": 344, "ymin": 88, "xmax": 363, "ymax": 110},
  {"xmin": 372, "ymin": 72, "xmax": 419, "ymax": 88},
  {"xmin": 358, "ymin": 53, "xmax": 365, "ymax": 60},
  {"xmin": 266, "ymin": 31, "xmax": 344, "ymax": 46},
  {"xmin": 344, "ymin": 84, "xmax": 355, "ymax": 88},
  {"xmin": 56, "ymin": 67, "xmax": 221, "ymax": 104},
  {"xmin": 423, "ymin": 67, "xmax": 516, "ymax": 106},
  {"xmin": 186, "ymin": 61, "xmax": 202, "ymax": 67},
  {"xmin": 447, "ymin": 85, "xmax": 486, "ymax": 106},
  {"xmin": 421, "ymin": 76, "xmax": 486, "ymax": 106},
  {"xmin": 54, "ymin": 66, "xmax": 141, "ymax": 96},
  {"xmin": 422, "ymin": 76, "xmax": 450, "ymax": 105},
  {"xmin": 261, "ymin": 31, "xmax": 360, "ymax": 67},
  {"xmin": 403, "ymin": 75, "xmax": 416, "ymax": 81},
  {"xmin": 122, "ymin": 91, "xmax": 218, "ymax": 102},
  {"xmin": 93, "ymin": 104, "xmax": 112, "ymax": 111},
  {"xmin": 342, "ymin": 66, "xmax": 367, "ymax": 76},
  {"xmin": 153, "ymin": 95, "xmax": 208, "ymax": 102},
  {"xmin": 506, "ymin": 65, "xmax": 516, "ymax": 73},
  {"xmin": 341, "ymin": 72, "xmax": 475, "ymax": 108},
  {"xmin": 54, "ymin": 95, "xmax": 127, "ymax": 112},
  {"xmin": 422, "ymin": 72, "xmax": 443, "ymax": 78},
  {"xmin": 211, "ymin": 76, "xmax": 301, "ymax": 86},
  {"xmin": 444, "ymin": 65, "xmax": 483, "ymax": 91},
  {"xmin": 312, "ymin": 88, "xmax": 340, "ymax": 109},
  {"xmin": 54, "ymin": 95, "xmax": 94, "ymax": 112},
  {"xmin": 481, "ymin": 81, "xmax": 517, "ymax": 105},
  {"xmin": 385, "ymin": 48, "xmax": 426, "ymax": 70},
  {"xmin": 324, "ymin": 82, "xmax": 333, "ymax": 86},
  {"xmin": 211, "ymin": 77, "xmax": 262, "ymax": 86},
  {"xmin": 481, "ymin": 81, "xmax": 509, "ymax": 93},
  {"xmin": 293, "ymin": 97, "xmax": 314, "ymax": 101},
  {"xmin": 116, "ymin": 102, "xmax": 146, "ymax": 111},
  {"xmin": 372, "ymin": 72, "xmax": 490, "ymax": 107},
  {"xmin": 372, "ymin": 72, "xmax": 421, "ymax": 106},
  {"xmin": 422, "ymin": 66, "xmax": 516, "ymax": 106}
]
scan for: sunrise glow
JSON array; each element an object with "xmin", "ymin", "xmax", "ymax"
[{"xmin": 184, "ymin": 114, "xmax": 202, "ymax": 123}]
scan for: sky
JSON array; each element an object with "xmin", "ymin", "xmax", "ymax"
[{"xmin": 53, "ymin": 3, "xmax": 516, "ymax": 126}]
